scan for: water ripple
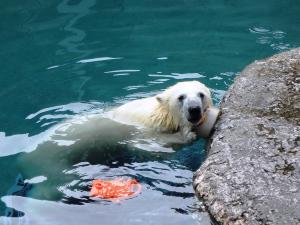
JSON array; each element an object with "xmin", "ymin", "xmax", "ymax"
[
  {"xmin": 26, "ymin": 102, "xmax": 103, "ymax": 120},
  {"xmin": 249, "ymin": 26, "xmax": 290, "ymax": 51},
  {"xmin": 58, "ymin": 160, "xmax": 195, "ymax": 203},
  {"xmin": 148, "ymin": 72, "xmax": 205, "ymax": 80},
  {"xmin": 77, "ymin": 57, "xmax": 122, "ymax": 64}
]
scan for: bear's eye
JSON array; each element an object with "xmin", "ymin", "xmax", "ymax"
[
  {"xmin": 198, "ymin": 92, "xmax": 205, "ymax": 99},
  {"xmin": 178, "ymin": 94, "xmax": 186, "ymax": 102}
]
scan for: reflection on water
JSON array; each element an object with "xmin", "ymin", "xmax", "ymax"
[
  {"xmin": 1, "ymin": 0, "xmax": 300, "ymax": 224},
  {"xmin": 1, "ymin": 194, "xmax": 209, "ymax": 225},
  {"xmin": 57, "ymin": 0, "xmax": 96, "ymax": 56}
]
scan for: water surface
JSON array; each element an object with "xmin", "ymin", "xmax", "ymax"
[{"xmin": 1, "ymin": 0, "xmax": 300, "ymax": 224}]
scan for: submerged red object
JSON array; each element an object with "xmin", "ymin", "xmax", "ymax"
[{"xmin": 90, "ymin": 178, "xmax": 142, "ymax": 201}]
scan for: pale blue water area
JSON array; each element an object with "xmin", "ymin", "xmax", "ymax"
[{"xmin": 0, "ymin": 0, "xmax": 300, "ymax": 224}]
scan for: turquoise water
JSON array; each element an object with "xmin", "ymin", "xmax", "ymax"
[{"xmin": 0, "ymin": 0, "xmax": 300, "ymax": 224}]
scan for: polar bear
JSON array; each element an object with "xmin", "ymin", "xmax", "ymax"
[
  {"xmin": 112, "ymin": 81, "xmax": 219, "ymax": 142},
  {"xmin": 0, "ymin": 81, "xmax": 219, "ymax": 207}
]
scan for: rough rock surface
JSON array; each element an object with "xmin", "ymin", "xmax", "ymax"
[{"xmin": 193, "ymin": 48, "xmax": 300, "ymax": 225}]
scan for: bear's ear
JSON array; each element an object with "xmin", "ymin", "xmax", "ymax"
[{"xmin": 156, "ymin": 94, "xmax": 165, "ymax": 104}]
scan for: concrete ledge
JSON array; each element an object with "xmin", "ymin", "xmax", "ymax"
[{"xmin": 193, "ymin": 48, "xmax": 300, "ymax": 225}]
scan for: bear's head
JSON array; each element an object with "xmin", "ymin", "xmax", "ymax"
[{"xmin": 156, "ymin": 81, "xmax": 212, "ymax": 127}]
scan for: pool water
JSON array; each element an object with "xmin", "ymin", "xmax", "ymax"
[{"xmin": 0, "ymin": 0, "xmax": 300, "ymax": 224}]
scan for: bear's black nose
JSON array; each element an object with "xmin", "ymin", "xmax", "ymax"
[
  {"xmin": 188, "ymin": 106, "xmax": 202, "ymax": 123},
  {"xmin": 188, "ymin": 106, "xmax": 201, "ymax": 116}
]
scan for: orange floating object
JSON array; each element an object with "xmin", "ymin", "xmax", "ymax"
[{"xmin": 90, "ymin": 178, "xmax": 142, "ymax": 201}]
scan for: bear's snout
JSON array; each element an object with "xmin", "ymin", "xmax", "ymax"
[{"xmin": 187, "ymin": 106, "xmax": 202, "ymax": 124}]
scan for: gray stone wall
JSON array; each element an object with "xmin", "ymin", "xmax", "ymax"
[{"xmin": 193, "ymin": 48, "xmax": 300, "ymax": 225}]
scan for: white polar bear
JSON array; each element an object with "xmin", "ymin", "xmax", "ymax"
[
  {"xmin": 112, "ymin": 81, "xmax": 219, "ymax": 143},
  {"xmin": 2, "ymin": 81, "xmax": 219, "ymax": 204}
]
